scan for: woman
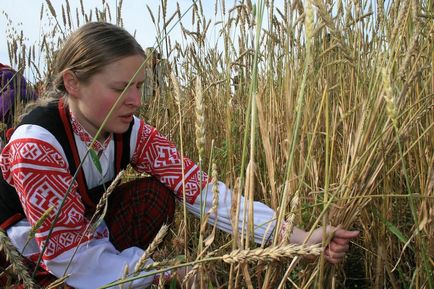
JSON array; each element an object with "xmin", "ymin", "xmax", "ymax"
[{"xmin": 0, "ymin": 22, "xmax": 359, "ymax": 289}]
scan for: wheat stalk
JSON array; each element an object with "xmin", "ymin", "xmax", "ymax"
[
  {"xmin": 169, "ymin": 70, "xmax": 189, "ymax": 258},
  {"xmin": 46, "ymin": 274, "xmax": 70, "ymax": 289}
]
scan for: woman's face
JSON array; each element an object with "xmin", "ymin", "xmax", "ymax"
[{"xmin": 70, "ymin": 54, "xmax": 145, "ymax": 139}]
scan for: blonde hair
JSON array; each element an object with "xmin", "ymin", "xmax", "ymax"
[{"xmin": 48, "ymin": 22, "xmax": 145, "ymax": 97}]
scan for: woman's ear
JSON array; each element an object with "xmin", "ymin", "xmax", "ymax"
[{"xmin": 63, "ymin": 70, "xmax": 80, "ymax": 98}]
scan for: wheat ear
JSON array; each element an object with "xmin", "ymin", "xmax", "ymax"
[
  {"xmin": 0, "ymin": 229, "xmax": 36, "ymax": 288},
  {"xmin": 221, "ymin": 243, "xmax": 322, "ymax": 264},
  {"xmin": 134, "ymin": 224, "xmax": 169, "ymax": 273}
]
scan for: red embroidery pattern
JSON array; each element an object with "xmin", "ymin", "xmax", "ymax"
[
  {"xmin": 131, "ymin": 120, "xmax": 208, "ymax": 204},
  {"xmin": 1, "ymin": 139, "xmax": 100, "ymax": 260},
  {"xmin": 70, "ymin": 113, "xmax": 111, "ymax": 152}
]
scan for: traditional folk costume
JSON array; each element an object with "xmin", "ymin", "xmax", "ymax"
[{"xmin": 0, "ymin": 99, "xmax": 276, "ymax": 288}]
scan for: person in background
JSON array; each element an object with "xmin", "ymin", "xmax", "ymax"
[
  {"xmin": 0, "ymin": 63, "xmax": 39, "ymax": 147},
  {"xmin": 0, "ymin": 22, "xmax": 359, "ymax": 289}
]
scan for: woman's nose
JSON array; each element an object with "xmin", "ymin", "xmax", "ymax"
[{"xmin": 125, "ymin": 86, "xmax": 142, "ymax": 107}]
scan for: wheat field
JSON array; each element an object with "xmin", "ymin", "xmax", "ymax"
[{"xmin": 1, "ymin": 0, "xmax": 433, "ymax": 288}]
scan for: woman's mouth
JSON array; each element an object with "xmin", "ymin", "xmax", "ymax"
[{"xmin": 119, "ymin": 114, "xmax": 133, "ymax": 122}]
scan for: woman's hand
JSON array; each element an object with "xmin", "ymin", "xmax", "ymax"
[
  {"xmin": 280, "ymin": 223, "xmax": 359, "ymax": 264},
  {"xmin": 310, "ymin": 225, "xmax": 360, "ymax": 264}
]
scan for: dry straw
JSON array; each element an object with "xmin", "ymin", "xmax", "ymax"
[
  {"xmin": 169, "ymin": 69, "xmax": 189, "ymax": 257},
  {"xmin": 46, "ymin": 274, "xmax": 70, "ymax": 289},
  {"xmin": 157, "ymin": 273, "xmax": 165, "ymax": 289}
]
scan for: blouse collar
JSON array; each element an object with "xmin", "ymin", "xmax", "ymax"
[{"xmin": 69, "ymin": 110, "xmax": 112, "ymax": 152}]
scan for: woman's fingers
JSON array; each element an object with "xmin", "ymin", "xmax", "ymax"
[
  {"xmin": 324, "ymin": 254, "xmax": 344, "ymax": 264},
  {"xmin": 328, "ymin": 241, "xmax": 349, "ymax": 253},
  {"xmin": 323, "ymin": 227, "xmax": 359, "ymax": 264},
  {"xmin": 306, "ymin": 226, "xmax": 360, "ymax": 264},
  {"xmin": 324, "ymin": 245, "xmax": 347, "ymax": 264},
  {"xmin": 333, "ymin": 228, "xmax": 360, "ymax": 240},
  {"xmin": 325, "ymin": 248, "xmax": 346, "ymax": 259},
  {"xmin": 332, "ymin": 236, "xmax": 351, "ymax": 245}
]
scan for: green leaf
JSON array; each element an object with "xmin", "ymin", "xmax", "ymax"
[
  {"xmin": 89, "ymin": 148, "xmax": 102, "ymax": 174},
  {"xmin": 174, "ymin": 254, "xmax": 187, "ymax": 264},
  {"xmin": 384, "ymin": 218, "xmax": 409, "ymax": 245},
  {"xmin": 169, "ymin": 279, "xmax": 177, "ymax": 289},
  {"xmin": 373, "ymin": 209, "xmax": 413, "ymax": 251}
]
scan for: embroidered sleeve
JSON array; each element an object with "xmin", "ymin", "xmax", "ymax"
[
  {"xmin": 0, "ymin": 137, "xmax": 93, "ymax": 260},
  {"xmin": 131, "ymin": 120, "xmax": 208, "ymax": 204},
  {"xmin": 185, "ymin": 181, "xmax": 277, "ymax": 245}
]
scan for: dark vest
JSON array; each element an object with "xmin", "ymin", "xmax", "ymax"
[{"xmin": 0, "ymin": 99, "xmax": 132, "ymax": 229}]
